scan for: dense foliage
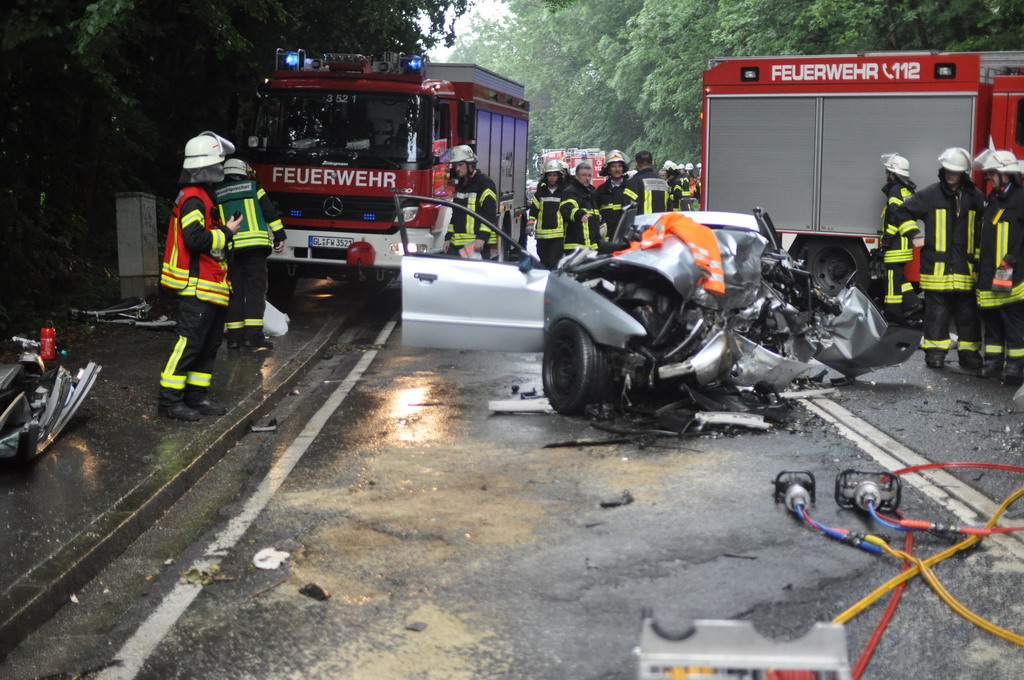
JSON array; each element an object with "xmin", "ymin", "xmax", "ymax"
[
  {"xmin": 3, "ymin": 0, "xmax": 1023, "ymax": 334},
  {"xmin": 454, "ymin": 0, "xmax": 1024, "ymax": 169},
  {"xmin": 0, "ymin": 0, "xmax": 466, "ymax": 334}
]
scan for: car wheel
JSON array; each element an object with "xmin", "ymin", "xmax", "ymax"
[
  {"xmin": 800, "ymin": 238, "xmax": 869, "ymax": 297},
  {"xmin": 542, "ymin": 320, "xmax": 610, "ymax": 415}
]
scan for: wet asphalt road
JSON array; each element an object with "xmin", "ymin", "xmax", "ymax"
[{"xmin": 4, "ymin": 282, "xmax": 1024, "ymax": 679}]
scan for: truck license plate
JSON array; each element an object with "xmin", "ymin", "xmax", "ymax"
[{"xmin": 309, "ymin": 236, "xmax": 354, "ymax": 249}]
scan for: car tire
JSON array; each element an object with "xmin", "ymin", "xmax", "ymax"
[
  {"xmin": 542, "ymin": 320, "xmax": 610, "ymax": 415},
  {"xmin": 800, "ymin": 238, "xmax": 869, "ymax": 297}
]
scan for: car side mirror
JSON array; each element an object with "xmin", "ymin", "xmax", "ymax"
[{"xmin": 518, "ymin": 252, "xmax": 533, "ymax": 273}]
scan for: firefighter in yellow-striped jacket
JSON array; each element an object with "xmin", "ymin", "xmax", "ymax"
[
  {"xmin": 444, "ymin": 145, "xmax": 497, "ymax": 259},
  {"xmin": 158, "ymin": 132, "xmax": 242, "ymax": 421},
  {"xmin": 594, "ymin": 150, "xmax": 629, "ymax": 235},
  {"xmin": 530, "ymin": 159, "xmax": 566, "ymax": 269},
  {"xmin": 891, "ymin": 147, "xmax": 986, "ymax": 370},
  {"xmin": 216, "ymin": 159, "xmax": 286, "ymax": 350},
  {"xmin": 560, "ymin": 161, "xmax": 602, "ymax": 255},
  {"xmin": 623, "ymin": 150, "xmax": 669, "ymax": 215},
  {"xmin": 879, "ymin": 153, "xmax": 921, "ymax": 323},
  {"xmin": 973, "ymin": 149, "xmax": 1024, "ymax": 384}
]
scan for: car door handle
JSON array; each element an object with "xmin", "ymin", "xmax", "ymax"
[{"xmin": 414, "ymin": 272, "xmax": 438, "ymax": 283}]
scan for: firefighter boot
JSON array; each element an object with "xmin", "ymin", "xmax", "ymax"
[
  {"xmin": 958, "ymin": 350, "xmax": 983, "ymax": 371},
  {"xmin": 243, "ymin": 327, "xmax": 274, "ymax": 350},
  {"xmin": 980, "ymin": 358, "xmax": 1004, "ymax": 379},
  {"xmin": 1003, "ymin": 362, "xmax": 1024, "ymax": 387},
  {"xmin": 160, "ymin": 403, "xmax": 201, "ymax": 422},
  {"xmin": 185, "ymin": 398, "xmax": 227, "ymax": 416},
  {"xmin": 925, "ymin": 351, "xmax": 945, "ymax": 369},
  {"xmin": 227, "ymin": 329, "xmax": 243, "ymax": 350}
]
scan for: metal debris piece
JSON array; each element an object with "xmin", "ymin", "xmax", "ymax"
[
  {"xmin": 778, "ymin": 387, "xmax": 837, "ymax": 399},
  {"xmin": 405, "ymin": 621, "xmax": 428, "ymax": 632},
  {"xmin": 600, "ymin": 490, "xmax": 635, "ymax": 508},
  {"xmin": 299, "ymin": 583, "xmax": 331, "ymax": 601},
  {"xmin": 249, "ymin": 417, "xmax": 279, "ymax": 433},
  {"xmin": 489, "ymin": 398, "xmax": 552, "ymax": 413},
  {"xmin": 692, "ymin": 411, "xmax": 770, "ymax": 431}
]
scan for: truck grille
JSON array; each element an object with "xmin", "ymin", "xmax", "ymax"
[{"xmin": 275, "ymin": 194, "xmax": 397, "ymax": 223}]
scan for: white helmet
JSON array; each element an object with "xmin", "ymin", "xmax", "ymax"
[
  {"xmin": 662, "ymin": 160, "xmax": 678, "ymax": 171},
  {"xmin": 183, "ymin": 131, "xmax": 235, "ymax": 170},
  {"xmin": 938, "ymin": 147, "xmax": 971, "ymax": 173},
  {"xmin": 881, "ymin": 153, "xmax": 911, "ymax": 178},
  {"xmin": 559, "ymin": 160, "xmax": 570, "ymax": 174},
  {"xmin": 974, "ymin": 148, "xmax": 1021, "ymax": 173},
  {"xmin": 223, "ymin": 158, "xmax": 252, "ymax": 178},
  {"xmin": 448, "ymin": 144, "xmax": 477, "ymax": 164},
  {"xmin": 685, "ymin": 162, "xmax": 694, "ymax": 171},
  {"xmin": 606, "ymin": 149, "xmax": 629, "ymax": 167},
  {"xmin": 542, "ymin": 159, "xmax": 562, "ymax": 174}
]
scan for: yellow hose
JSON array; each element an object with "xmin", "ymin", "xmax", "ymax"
[{"xmin": 832, "ymin": 486, "xmax": 1024, "ymax": 645}]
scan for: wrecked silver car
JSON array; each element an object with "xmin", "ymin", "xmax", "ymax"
[
  {"xmin": 0, "ymin": 343, "xmax": 101, "ymax": 462},
  {"xmin": 398, "ymin": 198, "xmax": 920, "ymax": 415}
]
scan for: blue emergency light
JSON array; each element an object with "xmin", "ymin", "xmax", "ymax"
[
  {"xmin": 284, "ymin": 52, "xmax": 300, "ymax": 68},
  {"xmin": 363, "ymin": 213, "xmax": 376, "ymax": 221},
  {"xmin": 401, "ymin": 54, "xmax": 424, "ymax": 75},
  {"xmin": 290, "ymin": 209, "xmax": 303, "ymax": 217}
]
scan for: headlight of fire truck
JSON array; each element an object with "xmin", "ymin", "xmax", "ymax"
[{"xmin": 388, "ymin": 242, "xmax": 428, "ymax": 255}]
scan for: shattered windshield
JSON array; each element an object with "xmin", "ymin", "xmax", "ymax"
[{"xmin": 253, "ymin": 92, "xmax": 430, "ymax": 167}]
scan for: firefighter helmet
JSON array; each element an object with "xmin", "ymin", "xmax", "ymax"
[
  {"xmin": 938, "ymin": 147, "xmax": 971, "ymax": 173},
  {"xmin": 447, "ymin": 145, "xmax": 477, "ymax": 164},
  {"xmin": 542, "ymin": 159, "xmax": 562, "ymax": 174},
  {"xmin": 223, "ymin": 158, "xmax": 253, "ymax": 178},
  {"xmin": 975, "ymin": 149, "xmax": 1021, "ymax": 173},
  {"xmin": 183, "ymin": 132, "xmax": 234, "ymax": 169},
  {"xmin": 881, "ymin": 153, "xmax": 911, "ymax": 178},
  {"xmin": 685, "ymin": 162, "xmax": 694, "ymax": 171},
  {"xmin": 606, "ymin": 149, "xmax": 629, "ymax": 167},
  {"xmin": 559, "ymin": 160, "xmax": 570, "ymax": 174},
  {"xmin": 662, "ymin": 160, "xmax": 678, "ymax": 172}
]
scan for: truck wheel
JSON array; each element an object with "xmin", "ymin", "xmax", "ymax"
[
  {"xmin": 542, "ymin": 320, "xmax": 610, "ymax": 415},
  {"xmin": 267, "ymin": 262, "xmax": 298, "ymax": 314},
  {"xmin": 800, "ymin": 239, "xmax": 869, "ymax": 297}
]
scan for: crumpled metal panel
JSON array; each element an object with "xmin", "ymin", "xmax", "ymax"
[
  {"xmin": 545, "ymin": 273, "xmax": 648, "ymax": 349},
  {"xmin": 613, "ymin": 234, "xmax": 703, "ymax": 302},
  {"xmin": 729, "ymin": 334, "xmax": 816, "ymax": 390},
  {"xmin": 814, "ymin": 287, "xmax": 922, "ymax": 377},
  {"xmin": 658, "ymin": 329, "xmax": 732, "ymax": 385},
  {"xmin": 703, "ymin": 230, "xmax": 768, "ymax": 311}
]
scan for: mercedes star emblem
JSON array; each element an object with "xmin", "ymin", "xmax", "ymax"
[{"xmin": 323, "ymin": 196, "xmax": 344, "ymax": 217}]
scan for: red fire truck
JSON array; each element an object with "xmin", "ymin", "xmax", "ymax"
[
  {"xmin": 247, "ymin": 50, "xmax": 530, "ymax": 285},
  {"xmin": 538, "ymin": 148, "xmax": 607, "ymax": 186},
  {"xmin": 701, "ymin": 51, "xmax": 1024, "ymax": 295}
]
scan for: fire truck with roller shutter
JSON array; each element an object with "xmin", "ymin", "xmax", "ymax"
[
  {"xmin": 702, "ymin": 51, "xmax": 1024, "ymax": 296},
  {"xmin": 246, "ymin": 50, "xmax": 530, "ymax": 291}
]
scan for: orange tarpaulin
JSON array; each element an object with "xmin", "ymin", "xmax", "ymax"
[{"xmin": 614, "ymin": 213, "xmax": 726, "ymax": 295}]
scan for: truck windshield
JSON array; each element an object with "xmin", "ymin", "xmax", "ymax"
[{"xmin": 253, "ymin": 92, "xmax": 430, "ymax": 167}]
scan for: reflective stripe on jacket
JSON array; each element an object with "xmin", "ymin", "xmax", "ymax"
[
  {"xmin": 976, "ymin": 182, "xmax": 1024, "ymax": 307},
  {"xmin": 160, "ymin": 186, "xmax": 232, "ymax": 306},
  {"xmin": 215, "ymin": 179, "xmax": 285, "ymax": 251},
  {"xmin": 623, "ymin": 168, "xmax": 669, "ymax": 215},
  {"xmin": 890, "ymin": 178, "xmax": 984, "ymax": 292},
  {"xmin": 559, "ymin": 178, "xmax": 600, "ymax": 252},
  {"xmin": 881, "ymin": 182, "xmax": 915, "ymax": 263},
  {"xmin": 530, "ymin": 182, "xmax": 564, "ymax": 239},
  {"xmin": 594, "ymin": 178, "xmax": 626, "ymax": 232},
  {"xmin": 447, "ymin": 170, "xmax": 498, "ymax": 246}
]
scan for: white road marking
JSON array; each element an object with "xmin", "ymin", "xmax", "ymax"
[
  {"xmin": 98, "ymin": 320, "xmax": 397, "ymax": 680},
  {"xmin": 803, "ymin": 396, "xmax": 1024, "ymax": 559}
]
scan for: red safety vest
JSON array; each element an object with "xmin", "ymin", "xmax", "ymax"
[{"xmin": 160, "ymin": 186, "xmax": 231, "ymax": 306}]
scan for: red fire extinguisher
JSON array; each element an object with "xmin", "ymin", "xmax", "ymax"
[{"xmin": 40, "ymin": 320, "xmax": 56, "ymax": 361}]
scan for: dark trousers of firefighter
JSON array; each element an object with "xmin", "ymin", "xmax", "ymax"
[
  {"xmin": 159, "ymin": 296, "xmax": 227, "ymax": 408},
  {"xmin": 980, "ymin": 303, "xmax": 1024, "ymax": 367},
  {"xmin": 536, "ymin": 237, "xmax": 564, "ymax": 270},
  {"xmin": 923, "ymin": 290, "xmax": 981, "ymax": 357},
  {"xmin": 227, "ymin": 249, "xmax": 269, "ymax": 342},
  {"xmin": 884, "ymin": 263, "xmax": 919, "ymax": 318}
]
